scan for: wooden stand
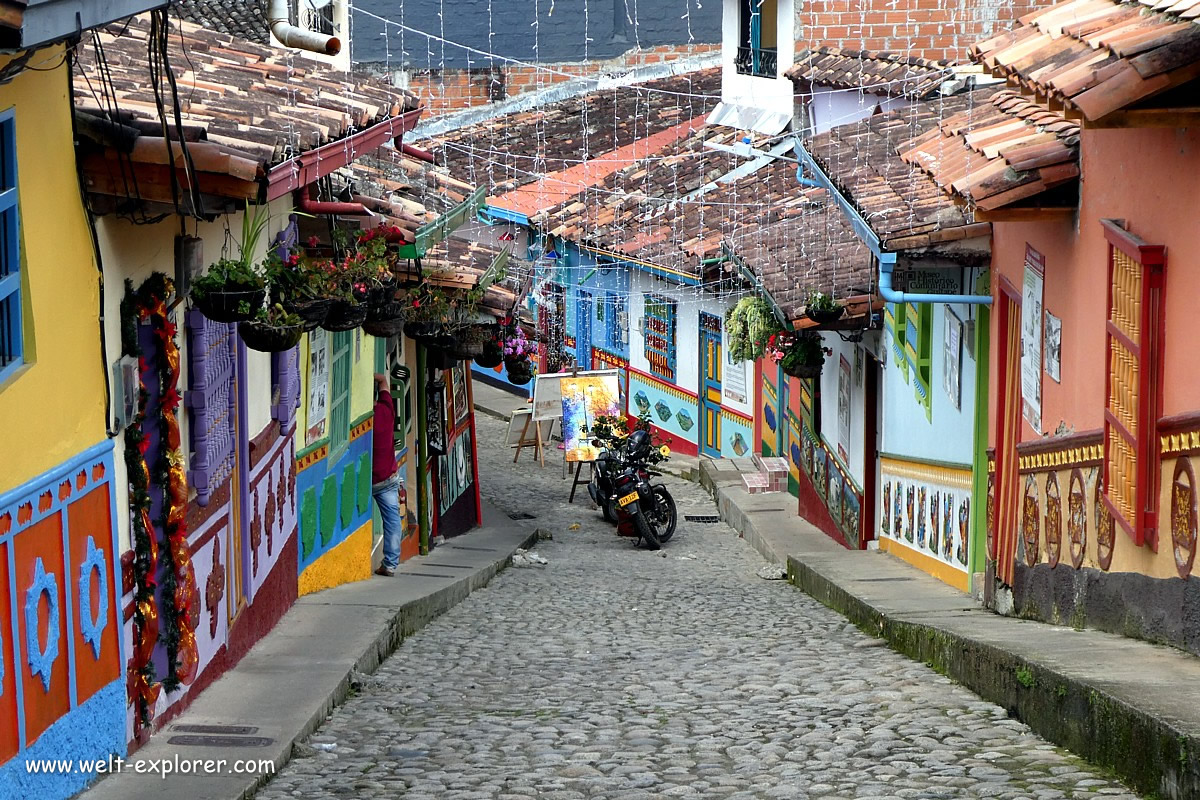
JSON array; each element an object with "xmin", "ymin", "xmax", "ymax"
[
  {"xmin": 512, "ymin": 413, "xmax": 549, "ymax": 467},
  {"xmin": 567, "ymin": 460, "xmax": 593, "ymax": 503}
]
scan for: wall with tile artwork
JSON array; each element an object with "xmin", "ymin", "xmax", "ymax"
[{"xmin": 879, "ymin": 456, "xmax": 972, "ymax": 592}]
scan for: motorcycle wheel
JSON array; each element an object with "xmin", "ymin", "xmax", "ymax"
[
  {"xmin": 602, "ymin": 499, "xmax": 619, "ymax": 524},
  {"xmin": 650, "ymin": 486, "xmax": 677, "ymax": 543},
  {"xmin": 634, "ymin": 510, "xmax": 661, "ymax": 550}
]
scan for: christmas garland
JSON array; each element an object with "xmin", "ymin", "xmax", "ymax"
[{"xmin": 121, "ymin": 274, "xmax": 200, "ymax": 732}]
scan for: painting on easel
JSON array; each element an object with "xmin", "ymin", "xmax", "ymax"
[{"xmin": 561, "ymin": 373, "xmax": 621, "ymax": 462}]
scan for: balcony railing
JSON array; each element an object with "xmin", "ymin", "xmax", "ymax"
[{"xmin": 735, "ymin": 46, "xmax": 777, "ymax": 78}]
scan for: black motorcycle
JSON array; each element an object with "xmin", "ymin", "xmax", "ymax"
[
  {"xmin": 587, "ymin": 446, "xmax": 623, "ymax": 523},
  {"xmin": 606, "ymin": 431, "xmax": 678, "ymax": 550}
]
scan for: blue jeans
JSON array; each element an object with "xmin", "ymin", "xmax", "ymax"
[{"xmin": 372, "ymin": 473, "xmax": 403, "ymax": 569}]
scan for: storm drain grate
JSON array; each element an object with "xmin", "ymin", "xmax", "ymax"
[
  {"xmin": 684, "ymin": 514, "xmax": 721, "ymax": 524},
  {"xmin": 168, "ymin": 735, "xmax": 274, "ymax": 748},
  {"xmin": 172, "ymin": 724, "xmax": 258, "ymax": 736},
  {"xmin": 507, "ymin": 512, "xmax": 537, "ymax": 520}
]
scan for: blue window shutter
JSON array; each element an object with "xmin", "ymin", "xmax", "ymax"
[
  {"xmin": 186, "ymin": 309, "xmax": 238, "ymax": 506},
  {"xmin": 0, "ymin": 109, "xmax": 22, "ymax": 382}
]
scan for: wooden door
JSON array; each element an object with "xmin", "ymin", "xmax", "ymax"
[
  {"xmin": 993, "ymin": 279, "xmax": 1022, "ymax": 586},
  {"xmin": 700, "ymin": 313, "xmax": 723, "ymax": 458}
]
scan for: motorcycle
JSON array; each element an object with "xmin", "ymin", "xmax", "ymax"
[
  {"xmin": 587, "ymin": 445, "xmax": 623, "ymax": 523},
  {"xmin": 607, "ymin": 430, "xmax": 678, "ymax": 550}
]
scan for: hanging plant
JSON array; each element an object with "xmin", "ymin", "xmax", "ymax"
[
  {"xmin": 769, "ymin": 330, "xmax": 832, "ymax": 379},
  {"xmin": 190, "ymin": 202, "xmax": 271, "ymax": 322},
  {"xmin": 239, "ymin": 303, "xmax": 305, "ymax": 353},
  {"xmin": 725, "ymin": 296, "xmax": 784, "ymax": 363},
  {"xmin": 805, "ymin": 290, "xmax": 845, "ymax": 325}
]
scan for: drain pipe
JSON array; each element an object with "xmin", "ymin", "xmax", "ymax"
[
  {"xmin": 269, "ymin": 0, "xmax": 341, "ymax": 56},
  {"xmin": 878, "ymin": 253, "xmax": 992, "ymax": 306},
  {"xmin": 792, "ymin": 137, "xmax": 991, "ymax": 307},
  {"xmin": 294, "ymin": 188, "xmax": 370, "ymax": 217}
]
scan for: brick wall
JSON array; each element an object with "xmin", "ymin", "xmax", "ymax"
[
  {"xmin": 368, "ymin": 43, "xmax": 719, "ymax": 118},
  {"xmin": 796, "ymin": 0, "xmax": 1043, "ymax": 63}
]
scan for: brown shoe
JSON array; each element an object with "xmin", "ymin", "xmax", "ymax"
[{"xmin": 375, "ymin": 565, "xmax": 395, "ymax": 577}]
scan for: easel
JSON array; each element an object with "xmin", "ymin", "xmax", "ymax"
[
  {"xmin": 567, "ymin": 459, "xmax": 593, "ymax": 503},
  {"xmin": 512, "ymin": 408, "xmax": 549, "ymax": 467}
]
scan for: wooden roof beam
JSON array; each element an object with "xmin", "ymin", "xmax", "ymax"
[{"xmin": 1085, "ymin": 106, "xmax": 1200, "ymax": 127}]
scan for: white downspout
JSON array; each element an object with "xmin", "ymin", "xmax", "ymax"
[{"xmin": 268, "ymin": 0, "xmax": 341, "ymax": 56}]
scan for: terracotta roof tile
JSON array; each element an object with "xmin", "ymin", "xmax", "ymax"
[
  {"xmin": 805, "ymin": 90, "xmax": 996, "ymax": 251},
  {"xmin": 172, "ymin": 0, "xmax": 269, "ymax": 45},
  {"xmin": 786, "ymin": 47, "xmax": 954, "ymax": 98},
  {"xmin": 899, "ymin": 90, "xmax": 1080, "ymax": 210},
  {"xmin": 973, "ymin": 0, "xmax": 1200, "ymax": 121}
]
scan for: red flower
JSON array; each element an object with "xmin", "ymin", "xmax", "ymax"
[{"xmin": 307, "ymin": 236, "xmax": 320, "ymax": 248}]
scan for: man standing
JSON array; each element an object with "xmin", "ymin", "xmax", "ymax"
[{"xmin": 372, "ymin": 373, "xmax": 403, "ymax": 576}]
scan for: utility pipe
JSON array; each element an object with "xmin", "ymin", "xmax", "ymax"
[
  {"xmin": 400, "ymin": 143, "xmax": 435, "ymax": 163},
  {"xmin": 269, "ymin": 0, "xmax": 341, "ymax": 56},
  {"xmin": 878, "ymin": 254, "xmax": 991, "ymax": 306},
  {"xmin": 294, "ymin": 189, "xmax": 370, "ymax": 217}
]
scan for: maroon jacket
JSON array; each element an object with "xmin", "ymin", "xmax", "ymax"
[{"xmin": 372, "ymin": 389, "xmax": 398, "ymax": 484}]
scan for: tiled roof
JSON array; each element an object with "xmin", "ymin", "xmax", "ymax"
[
  {"xmin": 73, "ymin": 14, "xmax": 417, "ymax": 203},
  {"xmin": 333, "ymin": 150, "xmax": 528, "ymax": 318},
  {"xmin": 804, "ymin": 89, "xmax": 996, "ymax": 253},
  {"xmin": 973, "ymin": 0, "xmax": 1200, "ymax": 121},
  {"xmin": 786, "ymin": 47, "xmax": 953, "ymax": 98},
  {"xmin": 171, "ymin": 0, "xmax": 269, "ymax": 45},
  {"xmin": 900, "ymin": 90, "xmax": 1080, "ymax": 210},
  {"xmin": 534, "ymin": 123, "xmax": 747, "ymax": 279},
  {"xmin": 429, "ymin": 68, "xmax": 723, "ymax": 201}
]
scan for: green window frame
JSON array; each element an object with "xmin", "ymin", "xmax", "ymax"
[
  {"xmin": 886, "ymin": 302, "xmax": 908, "ymax": 384},
  {"xmin": 908, "ymin": 303, "xmax": 933, "ymax": 420},
  {"xmin": 329, "ymin": 330, "xmax": 353, "ymax": 458}
]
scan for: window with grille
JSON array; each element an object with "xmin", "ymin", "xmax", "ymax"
[
  {"xmin": 0, "ymin": 109, "xmax": 21, "ymax": 383},
  {"xmin": 644, "ymin": 294, "xmax": 676, "ymax": 381},
  {"xmin": 328, "ymin": 330, "xmax": 353, "ymax": 458},
  {"xmin": 1101, "ymin": 219, "xmax": 1166, "ymax": 549},
  {"xmin": 607, "ymin": 292, "xmax": 627, "ymax": 352}
]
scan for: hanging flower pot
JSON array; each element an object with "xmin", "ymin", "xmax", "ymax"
[
  {"xmin": 782, "ymin": 361, "xmax": 823, "ymax": 379},
  {"xmin": 448, "ymin": 325, "xmax": 489, "ymax": 360},
  {"xmin": 474, "ymin": 340, "xmax": 503, "ymax": 369},
  {"xmin": 285, "ymin": 297, "xmax": 332, "ymax": 332},
  {"xmin": 805, "ymin": 291, "xmax": 844, "ymax": 326},
  {"xmin": 362, "ymin": 317, "xmax": 408, "ymax": 338},
  {"xmin": 322, "ymin": 298, "xmax": 368, "ymax": 332},
  {"xmin": 237, "ymin": 305, "xmax": 304, "ymax": 353},
  {"xmin": 193, "ymin": 287, "xmax": 265, "ymax": 323},
  {"xmin": 426, "ymin": 344, "xmax": 453, "ymax": 371},
  {"xmin": 403, "ymin": 320, "xmax": 440, "ymax": 341},
  {"xmin": 366, "ymin": 276, "xmax": 398, "ymax": 309},
  {"xmin": 506, "ymin": 357, "xmax": 533, "ymax": 386},
  {"xmin": 773, "ymin": 330, "xmax": 829, "ymax": 380},
  {"xmin": 367, "ymin": 300, "xmax": 407, "ymax": 324}
]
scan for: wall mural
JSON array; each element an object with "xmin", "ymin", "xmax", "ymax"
[
  {"xmin": 629, "ymin": 369, "xmax": 751, "ymax": 458},
  {"xmin": 798, "ymin": 422, "xmax": 865, "ymax": 548},
  {"xmin": 1022, "ymin": 475, "xmax": 1040, "ymax": 568},
  {"xmin": 1172, "ymin": 457, "xmax": 1197, "ymax": 579},
  {"xmin": 1068, "ymin": 469, "xmax": 1087, "ymax": 568},
  {"xmin": 880, "ymin": 457, "xmax": 970, "ymax": 572},
  {"xmin": 1044, "ymin": 471, "xmax": 1062, "ymax": 568}
]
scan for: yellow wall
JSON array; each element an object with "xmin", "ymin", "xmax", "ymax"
[
  {"xmin": 295, "ymin": 326, "xmax": 379, "ymax": 456},
  {"xmin": 297, "ymin": 519, "xmax": 372, "ymax": 595},
  {"xmin": 0, "ymin": 48, "xmax": 107, "ymax": 494}
]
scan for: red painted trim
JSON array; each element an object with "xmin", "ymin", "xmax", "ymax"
[
  {"xmin": 294, "ymin": 188, "xmax": 371, "ymax": 217},
  {"xmin": 1102, "ymin": 218, "xmax": 1166, "ymax": 266},
  {"xmin": 650, "ymin": 423, "xmax": 698, "ymax": 457},
  {"xmin": 265, "ymin": 108, "xmax": 424, "ymax": 200},
  {"xmin": 753, "ymin": 359, "xmax": 763, "ymax": 454},
  {"xmin": 467, "ymin": 372, "xmax": 482, "ymax": 528},
  {"xmin": 795, "ymin": 468, "xmax": 850, "ymax": 549}
]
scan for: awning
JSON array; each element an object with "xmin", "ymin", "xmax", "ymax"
[{"xmin": 706, "ymin": 102, "xmax": 791, "ymax": 136}]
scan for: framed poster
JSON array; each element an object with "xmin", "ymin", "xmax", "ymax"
[
  {"xmin": 450, "ymin": 363, "xmax": 469, "ymax": 427},
  {"xmin": 943, "ymin": 307, "xmax": 963, "ymax": 410},
  {"xmin": 306, "ymin": 328, "xmax": 329, "ymax": 445},
  {"xmin": 1021, "ymin": 245, "xmax": 1045, "ymax": 433},
  {"xmin": 837, "ymin": 355, "xmax": 851, "ymax": 463},
  {"xmin": 1044, "ymin": 311, "xmax": 1062, "ymax": 383},
  {"xmin": 723, "ymin": 342, "xmax": 748, "ymax": 404},
  {"xmin": 426, "ymin": 378, "xmax": 447, "ymax": 457}
]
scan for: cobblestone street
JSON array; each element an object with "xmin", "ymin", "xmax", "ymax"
[{"xmin": 254, "ymin": 413, "xmax": 1140, "ymax": 800}]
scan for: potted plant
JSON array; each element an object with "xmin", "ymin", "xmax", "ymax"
[
  {"xmin": 190, "ymin": 203, "xmax": 271, "ymax": 322},
  {"xmin": 403, "ymin": 285, "xmax": 452, "ymax": 343},
  {"xmin": 725, "ymin": 296, "xmax": 784, "ymax": 362},
  {"xmin": 474, "ymin": 334, "xmax": 504, "ymax": 369},
  {"xmin": 320, "ymin": 255, "xmax": 372, "ymax": 332},
  {"xmin": 265, "ymin": 251, "xmax": 332, "ymax": 331},
  {"xmin": 805, "ymin": 290, "xmax": 844, "ymax": 325},
  {"xmin": 501, "ymin": 325, "xmax": 534, "ymax": 385},
  {"xmin": 448, "ymin": 324, "xmax": 490, "ymax": 361},
  {"xmin": 238, "ymin": 303, "xmax": 304, "ymax": 353},
  {"xmin": 769, "ymin": 330, "xmax": 831, "ymax": 379}
]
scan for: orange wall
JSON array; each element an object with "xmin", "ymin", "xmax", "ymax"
[{"xmin": 988, "ymin": 127, "xmax": 1200, "ymax": 446}]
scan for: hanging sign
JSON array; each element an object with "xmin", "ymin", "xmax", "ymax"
[{"xmin": 306, "ymin": 328, "xmax": 328, "ymax": 445}]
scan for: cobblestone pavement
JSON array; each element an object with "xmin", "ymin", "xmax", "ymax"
[{"xmin": 255, "ymin": 414, "xmax": 1140, "ymax": 800}]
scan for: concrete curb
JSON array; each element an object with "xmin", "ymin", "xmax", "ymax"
[
  {"xmin": 79, "ymin": 514, "xmax": 540, "ymax": 800},
  {"xmin": 701, "ymin": 460, "xmax": 1200, "ymax": 800}
]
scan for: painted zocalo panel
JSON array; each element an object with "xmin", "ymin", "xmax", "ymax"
[{"xmin": 880, "ymin": 456, "xmax": 971, "ymax": 582}]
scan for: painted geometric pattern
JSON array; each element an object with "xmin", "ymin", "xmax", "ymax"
[
  {"xmin": 296, "ymin": 426, "xmax": 374, "ymax": 573},
  {"xmin": 629, "ymin": 370, "xmax": 751, "ymax": 457},
  {"xmin": 0, "ymin": 442, "xmax": 122, "ymax": 760}
]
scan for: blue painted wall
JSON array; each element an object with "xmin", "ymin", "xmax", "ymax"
[
  {"xmin": 352, "ymin": 0, "xmax": 721, "ymax": 67},
  {"xmin": 881, "ymin": 300, "xmax": 978, "ymax": 467},
  {"xmin": 296, "ymin": 428, "xmax": 374, "ymax": 574}
]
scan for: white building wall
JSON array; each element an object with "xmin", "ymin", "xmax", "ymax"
[
  {"xmin": 721, "ymin": 0, "xmax": 797, "ymax": 120},
  {"xmin": 816, "ymin": 332, "xmax": 867, "ymax": 487}
]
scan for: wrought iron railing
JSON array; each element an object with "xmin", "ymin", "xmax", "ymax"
[{"xmin": 735, "ymin": 46, "xmax": 777, "ymax": 78}]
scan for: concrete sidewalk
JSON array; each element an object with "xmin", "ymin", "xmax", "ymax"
[
  {"xmin": 701, "ymin": 457, "xmax": 1200, "ymax": 800},
  {"xmin": 471, "ymin": 377, "xmax": 701, "ymax": 481},
  {"xmin": 79, "ymin": 502, "xmax": 538, "ymax": 800}
]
